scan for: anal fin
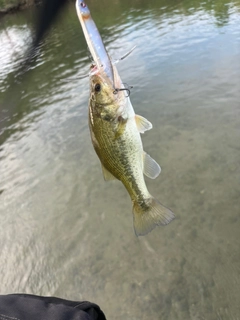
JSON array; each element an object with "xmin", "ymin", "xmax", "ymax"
[
  {"xmin": 143, "ymin": 152, "xmax": 161, "ymax": 179},
  {"xmin": 101, "ymin": 164, "xmax": 117, "ymax": 181}
]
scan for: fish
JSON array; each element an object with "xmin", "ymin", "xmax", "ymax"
[
  {"xmin": 75, "ymin": 0, "xmax": 114, "ymax": 85},
  {"xmin": 76, "ymin": 0, "xmax": 175, "ymax": 236}
]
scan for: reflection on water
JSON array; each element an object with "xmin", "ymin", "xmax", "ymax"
[
  {"xmin": 0, "ymin": 26, "xmax": 30, "ymax": 89},
  {"xmin": 0, "ymin": 0, "xmax": 240, "ymax": 319}
]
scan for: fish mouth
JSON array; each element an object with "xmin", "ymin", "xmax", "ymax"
[
  {"xmin": 90, "ymin": 65, "xmax": 132, "ymax": 98},
  {"xmin": 90, "ymin": 65, "xmax": 99, "ymax": 76},
  {"xmin": 90, "ymin": 65, "xmax": 115, "ymax": 90}
]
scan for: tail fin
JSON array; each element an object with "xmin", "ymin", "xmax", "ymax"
[{"xmin": 132, "ymin": 197, "xmax": 175, "ymax": 236}]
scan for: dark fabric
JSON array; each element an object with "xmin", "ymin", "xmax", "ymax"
[{"xmin": 0, "ymin": 294, "xmax": 107, "ymax": 320}]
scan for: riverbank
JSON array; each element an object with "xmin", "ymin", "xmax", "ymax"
[{"xmin": 0, "ymin": 0, "xmax": 40, "ymax": 15}]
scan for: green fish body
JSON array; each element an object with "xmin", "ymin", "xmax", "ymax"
[{"xmin": 88, "ymin": 66, "xmax": 174, "ymax": 236}]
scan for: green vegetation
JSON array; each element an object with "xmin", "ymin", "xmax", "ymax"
[{"xmin": 0, "ymin": 0, "xmax": 35, "ymax": 13}]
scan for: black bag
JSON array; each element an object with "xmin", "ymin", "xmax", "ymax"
[{"xmin": 0, "ymin": 294, "xmax": 107, "ymax": 320}]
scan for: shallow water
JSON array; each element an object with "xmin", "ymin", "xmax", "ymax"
[{"xmin": 0, "ymin": 0, "xmax": 240, "ymax": 319}]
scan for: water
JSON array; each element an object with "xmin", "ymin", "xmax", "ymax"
[{"xmin": 0, "ymin": 0, "xmax": 240, "ymax": 318}]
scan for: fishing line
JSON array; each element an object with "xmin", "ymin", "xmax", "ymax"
[{"xmin": 113, "ymin": 46, "xmax": 137, "ymax": 65}]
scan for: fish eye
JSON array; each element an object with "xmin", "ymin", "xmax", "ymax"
[{"xmin": 95, "ymin": 83, "xmax": 101, "ymax": 92}]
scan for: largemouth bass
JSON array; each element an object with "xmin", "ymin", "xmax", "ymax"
[{"xmin": 76, "ymin": 0, "xmax": 175, "ymax": 236}]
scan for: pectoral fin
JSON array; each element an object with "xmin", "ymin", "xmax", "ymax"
[
  {"xmin": 143, "ymin": 152, "xmax": 161, "ymax": 179},
  {"xmin": 101, "ymin": 164, "xmax": 117, "ymax": 181},
  {"xmin": 114, "ymin": 116, "xmax": 128, "ymax": 140},
  {"xmin": 135, "ymin": 115, "xmax": 152, "ymax": 133}
]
